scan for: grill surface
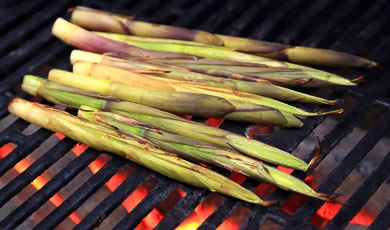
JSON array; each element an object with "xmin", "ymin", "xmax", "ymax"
[{"xmin": 0, "ymin": 0, "xmax": 389, "ymax": 229}]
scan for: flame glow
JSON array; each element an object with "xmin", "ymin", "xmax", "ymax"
[
  {"xmin": 245, "ymin": 124, "xmax": 273, "ymax": 138},
  {"xmin": 312, "ymin": 202, "xmax": 375, "ymax": 228},
  {"xmin": 0, "ymin": 129, "xmax": 377, "ymax": 229},
  {"xmin": 176, "ymin": 200, "xmax": 219, "ymax": 230},
  {"xmin": 205, "ymin": 118, "xmax": 224, "ymax": 128},
  {"xmin": 0, "ymin": 142, "xmax": 81, "ymax": 224}
]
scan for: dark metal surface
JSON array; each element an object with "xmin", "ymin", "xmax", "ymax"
[
  {"xmin": 0, "ymin": 149, "xmax": 99, "ymax": 230},
  {"xmin": 0, "ymin": 0, "xmax": 389, "ymax": 229}
]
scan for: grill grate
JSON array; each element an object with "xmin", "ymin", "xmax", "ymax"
[{"xmin": 0, "ymin": 0, "xmax": 389, "ymax": 229}]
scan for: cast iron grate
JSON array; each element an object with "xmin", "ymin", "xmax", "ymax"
[{"xmin": 0, "ymin": 0, "xmax": 389, "ymax": 229}]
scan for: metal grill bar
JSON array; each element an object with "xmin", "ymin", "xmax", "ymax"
[
  {"xmin": 327, "ymin": 152, "xmax": 390, "ymax": 229},
  {"xmin": 79, "ymin": 0, "xmax": 129, "ymax": 15},
  {"xmin": 198, "ymin": 199, "xmax": 238, "ymax": 230},
  {"xmin": 276, "ymin": 0, "xmax": 330, "ymax": 44},
  {"xmin": 161, "ymin": 0, "xmax": 190, "ymax": 25},
  {"xmin": 256, "ymin": 115, "xmax": 324, "ymax": 152},
  {"xmin": 244, "ymin": 21, "xmax": 390, "ymax": 226},
  {"xmin": 0, "ymin": 27, "xmax": 53, "ymax": 74},
  {"xmin": 0, "ymin": 96, "xmax": 12, "ymax": 119},
  {"xmin": 351, "ymin": 5, "xmax": 390, "ymax": 48},
  {"xmin": 302, "ymin": 0, "xmax": 362, "ymax": 47},
  {"xmin": 331, "ymin": 0, "xmax": 388, "ymax": 51},
  {"xmin": 93, "ymin": 0, "xmax": 133, "ymax": 12},
  {"xmin": 295, "ymin": 109, "xmax": 390, "ymax": 219},
  {"xmin": 367, "ymin": 203, "xmax": 390, "ymax": 230},
  {"xmin": 0, "ymin": 121, "xmax": 27, "ymax": 147},
  {"xmin": 346, "ymin": 59, "xmax": 390, "ymax": 106},
  {"xmin": 368, "ymin": 37, "xmax": 390, "ymax": 62},
  {"xmin": 0, "ymin": 41, "xmax": 68, "ymax": 93},
  {"xmin": 151, "ymin": 0, "xmax": 184, "ymax": 24},
  {"xmin": 34, "ymin": 157, "xmax": 125, "ymax": 229},
  {"xmin": 51, "ymin": 56, "xmax": 73, "ymax": 71},
  {"xmin": 244, "ymin": 0, "xmax": 390, "ymax": 225},
  {"xmin": 0, "ymin": 128, "xmax": 52, "ymax": 180},
  {"xmin": 242, "ymin": 0, "xmax": 364, "ymax": 154},
  {"xmin": 0, "ymin": 0, "xmax": 47, "ymax": 35},
  {"xmin": 0, "ymin": 1, "xmax": 69, "ymax": 57},
  {"xmin": 238, "ymin": 206, "xmax": 272, "ymax": 230},
  {"xmin": 252, "ymin": 0, "xmax": 301, "ymax": 40},
  {"xmin": 197, "ymin": 0, "xmax": 241, "ymax": 32},
  {"xmin": 197, "ymin": 179, "xmax": 260, "ymax": 229},
  {"xmin": 113, "ymin": 181, "xmax": 173, "ymax": 230},
  {"xmin": 153, "ymin": 167, "xmax": 229, "ymax": 230},
  {"xmin": 0, "ymin": 149, "xmax": 99, "ymax": 230},
  {"xmin": 139, "ymin": 0, "xmax": 175, "ymax": 21},
  {"xmin": 173, "ymin": 1, "xmax": 215, "ymax": 28},
  {"xmin": 218, "ymin": 120, "xmax": 248, "ymax": 139},
  {"xmin": 0, "ymin": 138, "xmax": 75, "ymax": 209},
  {"xmin": 154, "ymin": 189, "xmax": 208, "ymax": 230},
  {"xmin": 144, "ymin": 0, "xmax": 183, "ymax": 25},
  {"xmin": 0, "ymin": 116, "xmax": 30, "ymax": 141},
  {"xmin": 122, "ymin": 1, "xmax": 159, "ymax": 18},
  {"xmin": 301, "ymin": 98, "xmax": 373, "ymax": 175},
  {"xmin": 212, "ymin": 1, "xmax": 250, "ymax": 34},
  {"xmin": 0, "ymin": 0, "xmax": 388, "ymax": 229},
  {"xmin": 75, "ymin": 167, "xmax": 147, "ymax": 230},
  {"xmin": 239, "ymin": 0, "xmax": 336, "ymax": 152},
  {"xmin": 188, "ymin": 0, "xmax": 227, "ymax": 30},
  {"xmin": 223, "ymin": 0, "xmax": 271, "ymax": 36}
]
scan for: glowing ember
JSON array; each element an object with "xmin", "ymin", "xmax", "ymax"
[
  {"xmin": 121, "ymin": 185, "xmax": 150, "ymax": 213},
  {"xmin": 70, "ymin": 143, "xmax": 88, "ymax": 157},
  {"xmin": 136, "ymin": 208, "xmax": 164, "ymax": 230},
  {"xmin": 1, "ymin": 131, "xmax": 376, "ymax": 229},
  {"xmin": 182, "ymin": 115, "xmax": 193, "ymax": 120},
  {"xmin": 253, "ymin": 183, "xmax": 276, "ymax": 199},
  {"xmin": 177, "ymin": 193, "xmax": 225, "ymax": 230},
  {"xmin": 205, "ymin": 118, "xmax": 224, "ymax": 128},
  {"xmin": 277, "ymin": 166, "xmax": 294, "ymax": 174},
  {"xmin": 64, "ymin": 138, "xmax": 160, "ymax": 229},
  {"xmin": 312, "ymin": 202, "xmax": 375, "ymax": 228},
  {"xmin": 54, "ymin": 132, "xmax": 65, "ymax": 140},
  {"xmin": 217, "ymin": 205, "xmax": 251, "ymax": 230},
  {"xmin": 0, "ymin": 143, "xmax": 81, "ymax": 224},
  {"xmin": 245, "ymin": 124, "xmax": 277, "ymax": 138},
  {"xmin": 176, "ymin": 204, "xmax": 214, "ymax": 230},
  {"xmin": 135, "ymin": 189, "xmax": 187, "ymax": 229},
  {"xmin": 229, "ymin": 172, "xmax": 247, "ymax": 184},
  {"xmin": 0, "ymin": 143, "xmax": 14, "ymax": 159},
  {"xmin": 177, "ymin": 221, "xmax": 200, "ymax": 230}
]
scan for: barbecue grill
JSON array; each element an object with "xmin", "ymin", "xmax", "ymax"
[{"xmin": 0, "ymin": 0, "xmax": 389, "ymax": 229}]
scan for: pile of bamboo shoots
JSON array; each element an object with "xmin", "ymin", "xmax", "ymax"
[{"xmin": 9, "ymin": 6, "xmax": 376, "ymax": 205}]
